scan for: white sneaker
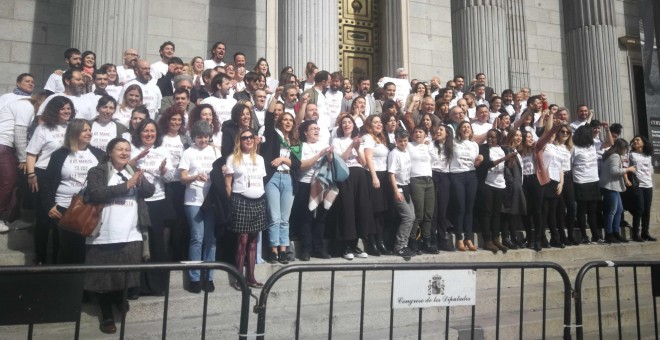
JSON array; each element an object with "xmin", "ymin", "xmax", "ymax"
[
  {"xmin": 352, "ymin": 246, "xmax": 369, "ymax": 259},
  {"xmin": 342, "ymin": 247, "xmax": 354, "ymax": 260},
  {"xmin": 10, "ymin": 220, "xmax": 33, "ymax": 230},
  {"xmin": 0, "ymin": 221, "xmax": 9, "ymax": 233}
]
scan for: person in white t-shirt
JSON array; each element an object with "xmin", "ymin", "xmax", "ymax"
[
  {"xmin": 150, "ymin": 41, "xmax": 175, "ymax": 81},
  {"xmin": 629, "ymin": 135, "xmax": 656, "ymax": 242},
  {"xmin": 118, "ymin": 60, "xmax": 162, "ymax": 119},
  {"xmin": 98, "ymin": 64, "xmax": 122, "ymax": 101},
  {"xmin": 25, "ymin": 96, "xmax": 73, "ymax": 264},
  {"xmin": 476, "ymin": 129, "xmax": 518, "ymax": 254},
  {"xmin": 225, "ymin": 129, "xmax": 268, "ymax": 289},
  {"xmin": 204, "ymin": 41, "xmax": 227, "ymax": 70},
  {"xmin": 178, "ymin": 121, "xmax": 219, "ymax": 293},
  {"xmin": 91, "ymin": 96, "xmax": 126, "ymax": 152},
  {"xmin": 330, "ymin": 115, "xmax": 372, "ymax": 260},
  {"xmin": 448, "ymin": 121, "xmax": 483, "ymax": 251},
  {"xmin": 129, "ymin": 118, "xmax": 175, "ymax": 295},
  {"xmin": 41, "ymin": 119, "xmax": 104, "ymax": 264},
  {"xmin": 387, "ymin": 129, "xmax": 416, "ymax": 259},
  {"xmin": 430, "ymin": 125, "xmax": 455, "ymax": 252},
  {"xmin": 0, "ymin": 73, "xmax": 35, "ymax": 110},
  {"xmin": 362, "ymin": 115, "xmax": 392, "ymax": 256},
  {"xmin": 85, "ymin": 137, "xmax": 154, "ymax": 334},
  {"xmin": 115, "ymin": 84, "xmax": 143, "ymax": 128},
  {"xmin": 290, "ymin": 120, "xmax": 332, "ymax": 260},
  {"xmin": 572, "ymin": 125, "xmax": 604, "ymax": 244}
]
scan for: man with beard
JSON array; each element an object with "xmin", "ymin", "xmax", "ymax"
[
  {"xmin": 44, "ymin": 48, "xmax": 82, "ymax": 93},
  {"xmin": 194, "ymin": 68, "xmax": 218, "ymax": 102},
  {"xmin": 233, "ymin": 71, "xmax": 260, "ymax": 102},
  {"xmin": 117, "ymin": 48, "xmax": 139, "ymax": 85},
  {"xmin": 161, "ymin": 87, "xmax": 192, "ymax": 126},
  {"xmin": 570, "ymin": 104, "xmax": 592, "ymax": 132},
  {"xmin": 453, "ymin": 75, "xmax": 466, "ymax": 98},
  {"xmin": 151, "ymin": 41, "xmax": 176, "ymax": 81},
  {"xmin": 156, "ymin": 57, "xmax": 184, "ymax": 97},
  {"xmin": 341, "ymin": 76, "xmax": 376, "ymax": 116},
  {"xmin": 325, "ymin": 72, "xmax": 344, "ymax": 126},
  {"xmin": 201, "ymin": 73, "xmax": 237, "ymax": 124},
  {"xmin": 282, "ymin": 84, "xmax": 298, "ymax": 115},
  {"xmin": 204, "ymin": 41, "xmax": 226, "ymax": 69},
  {"xmin": 430, "ymin": 76, "xmax": 441, "ymax": 98},
  {"xmin": 375, "ymin": 82, "xmax": 399, "ymax": 115},
  {"xmin": 38, "ymin": 69, "xmax": 97, "ymax": 120},
  {"xmin": 92, "ymin": 69, "xmax": 109, "ymax": 99},
  {"xmin": 501, "ymin": 89, "xmax": 515, "ymax": 115},
  {"xmin": 233, "ymin": 52, "xmax": 246, "ymax": 69},
  {"xmin": 119, "ymin": 60, "xmax": 163, "ymax": 119},
  {"xmin": 0, "ymin": 73, "xmax": 35, "ymax": 109}
]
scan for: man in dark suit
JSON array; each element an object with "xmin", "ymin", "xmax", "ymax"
[{"xmin": 156, "ymin": 57, "xmax": 184, "ymax": 97}]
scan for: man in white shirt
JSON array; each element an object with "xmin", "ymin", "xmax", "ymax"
[
  {"xmin": 303, "ymin": 70, "xmax": 331, "ymax": 123},
  {"xmin": 253, "ymin": 89, "xmax": 268, "ymax": 127},
  {"xmin": 117, "ymin": 48, "xmax": 139, "ymax": 85},
  {"xmin": 0, "ymin": 73, "xmax": 35, "ymax": 109},
  {"xmin": 44, "ymin": 48, "xmax": 82, "ymax": 93},
  {"xmin": 325, "ymin": 72, "xmax": 344, "ymax": 126},
  {"xmin": 375, "ymin": 82, "xmax": 399, "ymax": 115},
  {"xmin": 201, "ymin": 73, "xmax": 236, "ymax": 124},
  {"xmin": 38, "ymin": 69, "xmax": 98, "ymax": 120},
  {"xmin": 471, "ymin": 104, "xmax": 492, "ymax": 144},
  {"xmin": 119, "ymin": 60, "xmax": 163, "ymax": 119},
  {"xmin": 150, "ymin": 41, "xmax": 175, "ymax": 81},
  {"xmin": 501, "ymin": 89, "xmax": 515, "ymax": 115},
  {"xmin": 474, "ymin": 84, "xmax": 490, "ymax": 108},
  {"xmin": 204, "ymin": 41, "xmax": 227, "ymax": 70},
  {"xmin": 570, "ymin": 104, "xmax": 592, "ymax": 132},
  {"xmin": 453, "ymin": 75, "xmax": 466, "ymax": 98}
]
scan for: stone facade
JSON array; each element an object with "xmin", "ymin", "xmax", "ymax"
[{"xmin": 0, "ymin": 0, "xmax": 645, "ymax": 140}]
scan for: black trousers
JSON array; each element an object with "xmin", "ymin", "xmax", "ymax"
[
  {"xmin": 478, "ymin": 184, "xmax": 504, "ymax": 241},
  {"xmin": 329, "ymin": 168, "xmax": 374, "ymax": 241},
  {"xmin": 432, "ymin": 171, "xmax": 451, "ymax": 241},
  {"xmin": 522, "ymin": 174, "xmax": 544, "ymax": 237},
  {"xmin": 292, "ymin": 182, "xmax": 326, "ymax": 254},
  {"xmin": 34, "ymin": 168, "xmax": 59, "ymax": 264}
]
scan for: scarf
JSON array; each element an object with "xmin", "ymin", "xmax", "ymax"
[
  {"xmin": 277, "ymin": 133, "xmax": 301, "ymax": 160},
  {"xmin": 13, "ymin": 88, "xmax": 31, "ymax": 96}
]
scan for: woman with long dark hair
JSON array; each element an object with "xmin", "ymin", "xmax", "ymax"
[
  {"xmin": 572, "ymin": 125, "xmax": 604, "ymax": 244},
  {"xmin": 600, "ymin": 139, "xmax": 636, "ymax": 243},
  {"xmin": 501, "ymin": 129, "xmax": 526, "ymax": 249},
  {"xmin": 629, "ymin": 135, "xmax": 656, "ymax": 241},
  {"xmin": 430, "ymin": 124, "xmax": 454, "ymax": 251},
  {"xmin": 26, "ymin": 96, "xmax": 75, "ymax": 264},
  {"xmin": 554, "ymin": 121, "xmax": 577, "ymax": 245}
]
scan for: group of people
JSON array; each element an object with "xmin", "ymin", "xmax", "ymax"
[{"xmin": 0, "ymin": 41, "xmax": 656, "ymax": 333}]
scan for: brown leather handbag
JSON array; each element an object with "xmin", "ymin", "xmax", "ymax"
[{"xmin": 59, "ymin": 188, "xmax": 103, "ymax": 237}]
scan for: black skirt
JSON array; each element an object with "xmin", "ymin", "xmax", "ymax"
[{"xmin": 368, "ymin": 170, "xmax": 389, "ymax": 213}]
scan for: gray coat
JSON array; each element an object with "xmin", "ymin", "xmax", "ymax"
[{"xmin": 599, "ymin": 153, "xmax": 626, "ymax": 192}]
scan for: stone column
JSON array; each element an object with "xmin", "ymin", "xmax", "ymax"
[
  {"xmin": 278, "ymin": 0, "xmax": 339, "ymax": 74},
  {"xmin": 451, "ymin": 0, "xmax": 509, "ymax": 94},
  {"xmin": 563, "ymin": 0, "xmax": 622, "ymax": 124},
  {"xmin": 507, "ymin": 0, "xmax": 529, "ymax": 91},
  {"xmin": 380, "ymin": 0, "xmax": 409, "ymax": 76},
  {"xmin": 71, "ymin": 0, "xmax": 148, "ymax": 65}
]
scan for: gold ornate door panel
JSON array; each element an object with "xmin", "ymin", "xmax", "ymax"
[{"xmin": 339, "ymin": 0, "xmax": 380, "ymax": 84}]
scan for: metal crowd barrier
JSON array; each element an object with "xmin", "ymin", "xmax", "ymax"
[
  {"xmin": 253, "ymin": 262, "xmax": 573, "ymax": 340},
  {"xmin": 574, "ymin": 260, "xmax": 660, "ymax": 340},
  {"xmin": 0, "ymin": 262, "xmax": 251, "ymax": 340}
]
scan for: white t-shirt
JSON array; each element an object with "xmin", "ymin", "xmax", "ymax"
[
  {"xmin": 362, "ymin": 134, "xmax": 388, "ymax": 172},
  {"xmin": 178, "ymin": 145, "xmax": 218, "ymax": 206},
  {"xmin": 449, "ymin": 139, "xmax": 479, "ymax": 173},
  {"xmin": 570, "ymin": 120, "xmax": 587, "ymax": 132},
  {"xmin": 105, "ymin": 85, "xmax": 122, "ymax": 101},
  {"xmin": 91, "ymin": 121, "xmax": 118, "ymax": 152},
  {"xmin": 0, "ymin": 92, "xmax": 28, "ymax": 110},
  {"xmin": 388, "ymin": 147, "xmax": 411, "ymax": 186},
  {"xmin": 556, "ymin": 144, "xmax": 572, "ymax": 172},
  {"xmin": 408, "ymin": 142, "xmax": 434, "ymax": 178},
  {"xmin": 299, "ymin": 141, "xmax": 328, "ymax": 183},
  {"xmin": 116, "ymin": 66, "xmax": 136, "ymax": 85},
  {"xmin": 26, "ymin": 123, "xmax": 67, "ymax": 169},
  {"xmin": 150, "ymin": 61, "xmax": 168, "ymax": 81},
  {"xmin": 118, "ymin": 79, "xmax": 162, "ymax": 119},
  {"xmin": 55, "ymin": 149, "xmax": 99, "ymax": 207},
  {"xmin": 36, "ymin": 93, "xmax": 98, "ymax": 121},
  {"xmin": 630, "ymin": 152, "xmax": 653, "ymax": 188},
  {"xmin": 44, "ymin": 73, "xmax": 64, "ymax": 93},
  {"xmin": 201, "ymin": 96, "xmax": 237, "ymax": 125},
  {"xmin": 114, "ymin": 106, "xmax": 134, "ymax": 128},
  {"xmin": 204, "ymin": 59, "xmax": 225, "ymax": 70},
  {"xmin": 0, "ymin": 98, "xmax": 34, "ymax": 147},
  {"xmin": 430, "ymin": 142, "xmax": 450, "ymax": 173},
  {"xmin": 331, "ymin": 136, "xmax": 362, "ymax": 168},
  {"xmin": 542, "ymin": 143, "xmax": 564, "ymax": 182},
  {"xmin": 325, "ymin": 89, "xmax": 343, "ymax": 126},
  {"xmin": 161, "ymin": 134, "xmax": 186, "ymax": 178},
  {"xmin": 225, "ymin": 153, "xmax": 267, "ymax": 199},
  {"xmin": 88, "ymin": 169, "xmax": 142, "ymax": 245},
  {"xmin": 131, "ymin": 146, "xmax": 174, "ymax": 201},
  {"xmin": 485, "ymin": 146, "xmax": 506, "ymax": 189},
  {"xmin": 471, "ymin": 121, "xmax": 491, "ymax": 143},
  {"xmin": 572, "ymin": 145, "xmax": 599, "ymax": 184}
]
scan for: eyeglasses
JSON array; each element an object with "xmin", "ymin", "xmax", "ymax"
[
  {"xmin": 307, "ymin": 127, "xmax": 320, "ymax": 132},
  {"xmin": 240, "ymin": 135, "xmax": 255, "ymax": 141}
]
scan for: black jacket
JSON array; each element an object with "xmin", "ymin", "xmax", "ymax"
[
  {"xmin": 259, "ymin": 110, "xmax": 301, "ymax": 188},
  {"xmin": 201, "ymin": 158, "xmax": 233, "ymax": 232},
  {"xmin": 476, "ymin": 144, "xmax": 511, "ymax": 185}
]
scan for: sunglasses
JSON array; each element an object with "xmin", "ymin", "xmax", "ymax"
[
  {"xmin": 559, "ymin": 130, "xmax": 570, "ymax": 135},
  {"xmin": 240, "ymin": 135, "xmax": 255, "ymax": 141}
]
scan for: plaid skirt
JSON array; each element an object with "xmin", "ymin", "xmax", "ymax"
[
  {"xmin": 84, "ymin": 241, "xmax": 142, "ymax": 292},
  {"xmin": 228, "ymin": 194, "xmax": 267, "ymax": 233}
]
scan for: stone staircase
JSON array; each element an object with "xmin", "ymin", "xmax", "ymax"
[{"xmin": 1, "ymin": 175, "xmax": 659, "ymax": 339}]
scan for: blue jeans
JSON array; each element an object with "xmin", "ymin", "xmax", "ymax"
[
  {"xmin": 265, "ymin": 172, "xmax": 294, "ymax": 247},
  {"xmin": 185, "ymin": 205, "xmax": 216, "ymax": 282},
  {"xmin": 601, "ymin": 189, "xmax": 623, "ymax": 234},
  {"xmin": 448, "ymin": 171, "xmax": 478, "ymax": 241}
]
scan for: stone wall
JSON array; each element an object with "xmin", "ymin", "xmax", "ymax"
[
  {"xmin": 0, "ymin": 0, "xmax": 72, "ymax": 93},
  {"xmin": 407, "ymin": 0, "xmax": 454, "ymax": 85}
]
